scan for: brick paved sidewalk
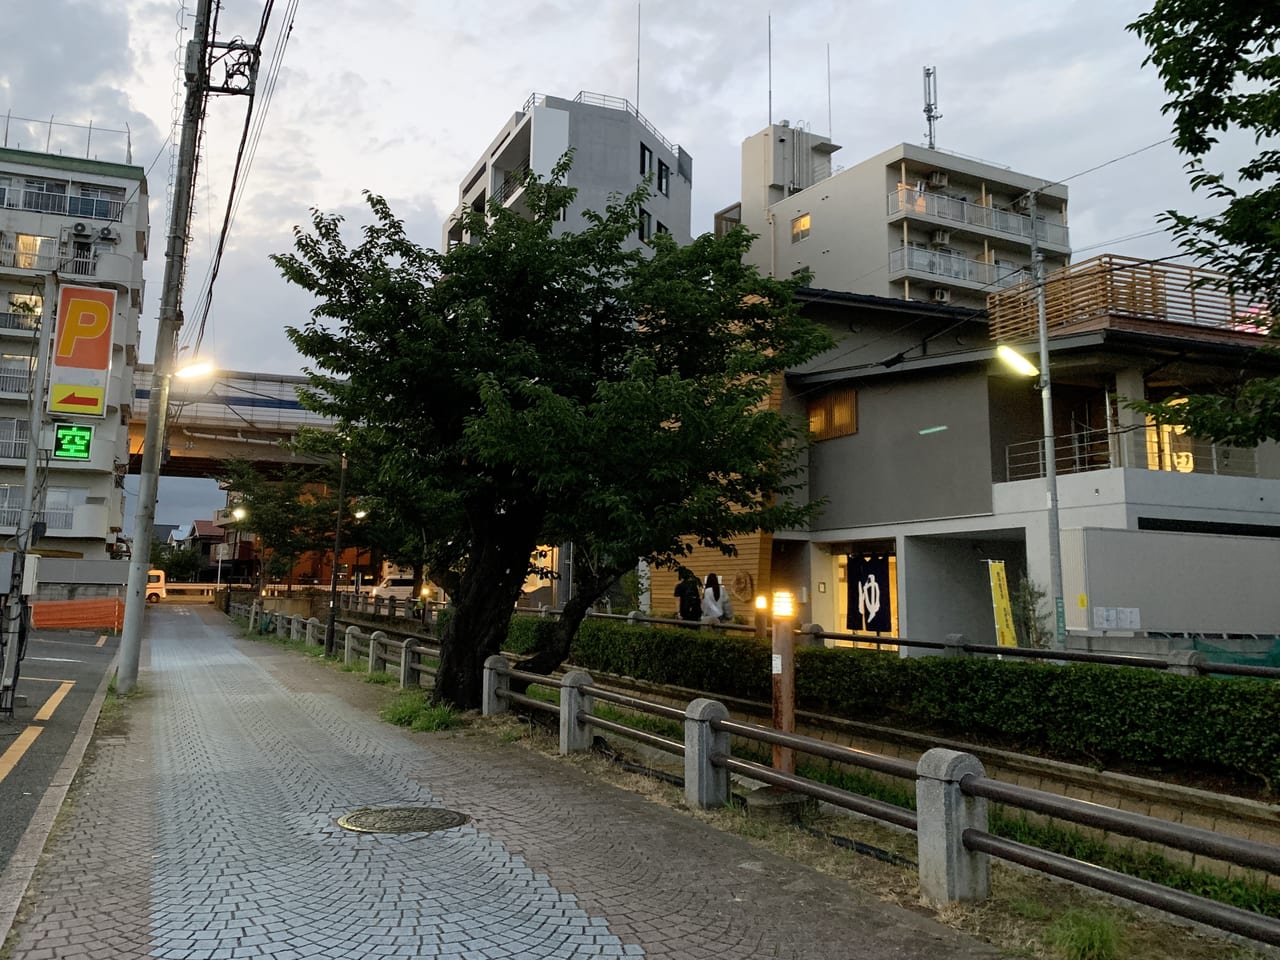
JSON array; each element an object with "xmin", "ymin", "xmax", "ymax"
[{"xmin": 4, "ymin": 606, "xmax": 1007, "ymax": 959}]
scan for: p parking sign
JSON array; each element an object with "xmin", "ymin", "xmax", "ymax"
[{"xmin": 52, "ymin": 423, "xmax": 93, "ymax": 461}]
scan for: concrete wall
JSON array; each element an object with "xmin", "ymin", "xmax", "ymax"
[
  {"xmin": 899, "ymin": 535, "xmax": 1025, "ymax": 645},
  {"xmin": 808, "ymin": 367, "xmax": 993, "ymax": 529},
  {"xmin": 1064, "ymin": 526, "xmax": 1280, "ymax": 634}
]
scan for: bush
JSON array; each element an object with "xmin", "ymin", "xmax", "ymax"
[{"xmin": 506, "ymin": 614, "xmax": 1280, "ymax": 793}]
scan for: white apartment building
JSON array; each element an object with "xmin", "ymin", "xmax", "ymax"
[
  {"xmin": 445, "ymin": 92, "xmax": 692, "ymax": 251},
  {"xmin": 0, "ymin": 146, "xmax": 148, "ymax": 559},
  {"xmin": 718, "ymin": 123, "xmax": 1069, "ymax": 310}
]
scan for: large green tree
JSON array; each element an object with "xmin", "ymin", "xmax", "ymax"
[
  {"xmin": 217, "ymin": 460, "xmax": 328, "ymax": 592},
  {"xmin": 273, "ymin": 160, "xmax": 830, "ymax": 709},
  {"xmin": 1128, "ymin": 3, "xmax": 1280, "ymax": 443}
]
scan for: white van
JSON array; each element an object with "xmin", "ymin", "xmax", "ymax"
[
  {"xmin": 146, "ymin": 569, "xmax": 167, "ymax": 603},
  {"xmin": 370, "ymin": 576, "xmax": 417, "ymax": 601}
]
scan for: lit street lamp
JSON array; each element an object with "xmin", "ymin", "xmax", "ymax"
[{"xmin": 324, "ymin": 454, "xmax": 348, "ymax": 657}]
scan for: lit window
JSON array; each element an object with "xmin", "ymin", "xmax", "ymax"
[
  {"xmin": 657, "ymin": 161, "xmax": 670, "ymax": 196},
  {"xmin": 791, "ymin": 213, "xmax": 811, "ymax": 243},
  {"xmin": 807, "ymin": 387, "xmax": 857, "ymax": 441},
  {"xmin": 640, "ymin": 143, "xmax": 653, "ymax": 177}
]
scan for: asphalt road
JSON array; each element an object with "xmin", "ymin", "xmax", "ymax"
[{"xmin": 0, "ymin": 628, "xmax": 117, "ymax": 875}]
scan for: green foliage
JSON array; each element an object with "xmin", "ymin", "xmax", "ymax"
[
  {"xmin": 365, "ymin": 670, "xmax": 396, "ymax": 686},
  {"xmin": 379, "ymin": 692, "xmax": 459, "ymax": 730},
  {"xmin": 1044, "ymin": 907, "xmax": 1123, "ymax": 960},
  {"xmin": 218, "ymin": 459, "xmax": 329, "ymax": 590},
  {"xmin": 155, "ymin": 544, "xmax": 203, "ymax": 583},
  {"xmin": 1127, "ymin": 5, "xmax": 1280, "ymax": 444},
  {"xmin": 273, "ymin": 154, "xmax": 831, "ymax": 708},
  {"xmin": 525, "ymin": 615, "xmax": 1280, "ymax": 792},
  {"xmin": 1010, "ymin": 575, "xmax": 1051, "ymax": 649},
  {"xmin": 410, "ymin": 705, "xmax": 463, "ymax": 732}
]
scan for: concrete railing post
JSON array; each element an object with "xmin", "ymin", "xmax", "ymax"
[
  {"xmin": 290, "ymin": 615, "xmax": 301, "ymax": 642},
  {"xmin": 305, "ymin": 617, "xmax": 321, "ymax": 646},
  {"xmin": 916, "ymin": 747, "xmax": 990, "ymax": 906},
  {"xmin": 248, "ymin": 600, "xmax": 259, "ymax": 631},
  {"xmin": 482, "ymin": 655, "xmax": 511, "ymax": 715},
  {"xmin": 400, "ymin": 640, "xmax": 419, "ymax": 689},
  {"xmin": 369, "ymin": 630, "xmax": 389, "ymax": 673},
  {"xmin": 684, "ymin": 698, "xmax": 730, "ymax": 810},
  {"xmin": 344, "ymin": 626, "xmax": 360, "ymax": 667},
  {"xmin": 558, "ymin": 670, "xmax": 594, "ymax": 754},
  {"xmin": 1166, "ymin": 649, "xmax": 1206, "ymax": 677}
]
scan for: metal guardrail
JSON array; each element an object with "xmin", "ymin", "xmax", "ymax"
[{"xmin": 480, "ymin": 655, "xmax": 1280, "ymax": 945}]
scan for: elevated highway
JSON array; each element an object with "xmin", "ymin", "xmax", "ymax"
[{"xmin": 127, "ymin": 366, "xmax": 334, "ymax": 478}]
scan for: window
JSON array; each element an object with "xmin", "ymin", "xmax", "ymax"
[
  {"xmin": 14, "ymin": 234, "xmax": 56, "ymax": 270},
  {"xmin": 656, "ymin": 221, "xmax": 669, "ymax": 236},
  {"xmin": 640, "ymin": 143, "xmax": 653, "ymax": 177},
  {"xmin": 791, "ymin": 213, "xmax": 811, "ymax": 243},
  {"xmin": 0, "ymin": 177, "xmax": 10, "ymax": 207},
  {"xmin": 0, "ymin": 355, "xmax": 32, "ymax": 394},
  {"xmin": 42, "ymin": 487, "xmax": 86, "ymax": 530},
  {"xmin": 657, "ymin": 160, "xmax": 670, "ymax": 196},
  {"xmin": 22, "ymin": 178, "xmax": 66, "ymax": 214},
  {"xmin": 807, "ymin": 387, "xmax": 857, "ymax": 441},
  {"xmin": 638, "ymin": 208, "xmax": 653, "ymax": 243},
  {"xmin": 0, "ymin": 419, "xmax": 30, "ymax": 459},
  {"xmin": 69, "ymin": 184, "xmax": 125, "ymax": 219}
]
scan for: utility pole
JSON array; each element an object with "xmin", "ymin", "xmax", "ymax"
[
  {"xmin": 1027, "ymin": 192, "xmax": 1067, "ymax": 650},
  {"xmin": 118, "ymin": 0, "xmax": 258, "ymax": 693},
  {"xmin": 0, "ymin": 273, "xmax": 56, "ymax": 716}
]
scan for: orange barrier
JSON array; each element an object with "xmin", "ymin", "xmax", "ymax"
[{"xmin": 31, "ymin": 598, "xmax": 124, "ymax": 631}]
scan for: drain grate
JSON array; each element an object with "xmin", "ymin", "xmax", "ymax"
[{"xmin": 336, "ymin": 806, "xmax": 470, "ymax": 835}]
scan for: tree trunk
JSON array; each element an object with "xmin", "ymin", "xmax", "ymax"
[
  {"xmin": 518, "ymin": 564, "xmax": 628, "ymax": 677},
  {"xmin": 432, "ymin": 506, "xmax": 543, "ymax": 710}
]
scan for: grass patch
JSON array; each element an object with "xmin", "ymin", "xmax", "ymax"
[
  {"xmin": 379, "ymin": 691, "xmax": 462, "ymax": 732},
  {"xmin": 1044, "ymin": 907, "xmax": 1123, "ymax": 960},
  {"xmin": 365, "ymin": 670, "xmax": 396, "ymax": 686}
]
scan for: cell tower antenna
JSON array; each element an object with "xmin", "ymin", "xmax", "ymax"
[
  {"xmin": 923, "ymin": 65, "xmax": 941, "ymax": 149},
  {"xmin": 767, "ymin": 13, "xmax": 773, "ymax": 125}
]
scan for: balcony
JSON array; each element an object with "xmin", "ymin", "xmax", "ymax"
[
  {"xmin": 0, "ymin": 188, "xmax": 125, "ymax": 221},
  {"xmin": 988, "ymin": 255, "xmax": 1273, "ymax": 344},
  {"xmin": 889, "ymin": 246, "xmax": 1028, "ymax": 290},
  {"xmin": 0, "ymin": 311, "xmax": 38, "ymax": 334},
  {"xmin": 493, "ymin": 157, "xmax": 531, "ymax": 206},
  {"xmin": 1005, "ymin": 426, "xmax": 1256, "ymax": 482},
  {"xmin": 0, "ymin": 243, "xmax": 113, "ymax": 281},
  {"xmin": 888, "ymin": 187, "xmax": 1069, "ymax": 249}
]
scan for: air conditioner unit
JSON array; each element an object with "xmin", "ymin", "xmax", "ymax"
[
  {"xmin": 930, "ymin": 229, "xmax": 951, "ymax": 246},
  {"xmin": 932, "ymin": 287, "xmax": 951, "ymax": 304},
  {"xmin": 72, "ymin": 222, "xmax": 91, "ymax": 236},
  {"xmin": 59, "ymin": 226, "xmax": 73, "ymax": 243},
  {"xmin": 98, "ymin": 226, "xmax": 118, "ymax": 241},
  {"xmin": 928, "ymin": 171, "xmax": 949, "ymax": 188}
]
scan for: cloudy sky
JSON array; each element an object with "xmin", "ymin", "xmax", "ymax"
[{"xmin": 2, "ymin": 0, "xmax": 1248, "ymax": 524}]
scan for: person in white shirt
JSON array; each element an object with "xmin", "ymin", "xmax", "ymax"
[{"xmin": 701, "ymin": 573, "xmax": 726, "ymax": 622}]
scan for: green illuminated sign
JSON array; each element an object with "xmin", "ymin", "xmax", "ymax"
[{"xmin": 52, "ymin": 423, "xmax": 93, "ymax": 461}]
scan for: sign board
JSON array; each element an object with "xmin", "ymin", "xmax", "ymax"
[
  {"xmin": 48, "ymin": 285, "xmax": 115, "ymax": 418},
  {"xmin": 52, "ymin": 423, "xmax": 93, "ymax": 460}
]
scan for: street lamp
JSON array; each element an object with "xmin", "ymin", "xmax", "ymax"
[
  {"xmin": 217, "ymin": 506, "xmax": 246, "ymax": 589},
  {"xmin": 323, "ymin": 454, "xmax": 348, "ymax": 657},
  {"xmin": 770, "ymin": 590, "xmax": 796, "ymax": 774}
]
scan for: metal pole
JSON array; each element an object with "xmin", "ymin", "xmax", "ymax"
[
  {"xmin": 324, "ymin": 453, "xmax": 347, "ymax": 656},
  {"xmin": 117, "ymin": 0, "xmax": 212, "ymax": 694},
  {"xmin": 1028, "ymin": 192, "xmax": 1067, "ymax": 649},
  {"xmin": 0, "ymin": 273, "xmax": 57, "ymax": 713}
]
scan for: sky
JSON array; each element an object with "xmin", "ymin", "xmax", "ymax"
[{"xmin": 1, "ymin": 0, "xmax": 1253, "ymax": 525}]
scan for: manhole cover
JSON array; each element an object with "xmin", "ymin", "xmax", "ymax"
[{"xmin": 336, "ymin": 806, "xmax": 469, "ymax": 834}]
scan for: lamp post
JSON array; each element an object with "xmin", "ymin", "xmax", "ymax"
[
  {"xmin": 323, "ymin": 454, "xmax": 348, "ymax": 657},
  {"xmin": 770, "ymin": 590, "xmax": 796, "ymax": 774}
]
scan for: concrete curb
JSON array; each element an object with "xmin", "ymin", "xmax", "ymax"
[{"xmin": 0, "ymin": 650, "xmax": 118, "ymax": 941}]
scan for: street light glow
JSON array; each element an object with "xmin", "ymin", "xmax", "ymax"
[
  {"xmin": 174, "ymin": 360, "xmax": 214, "ymax": 380},
  {"xmin": 996, "ymin": 344, "xmax": 1039, "ymax": 378}
]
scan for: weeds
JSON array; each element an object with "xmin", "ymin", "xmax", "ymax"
[
  {"xmin": 379, "ymin": 691, "xmax": 461, "ymax": 732},
  {"xmin": 1045, "ymin": 908, "xmax": 1123, "ymax": 960}
]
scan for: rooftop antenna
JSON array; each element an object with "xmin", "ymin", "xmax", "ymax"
[
  {"xmin": 923, "ymin": 65, "xmax": 941, "ymax": 149},
  {"xmin": 635, "ymin": 2, "xmax": 641, "ymax": 110},
  {"xmin": 768, "ymin": 13, "xmax": 772, "ymax": 125},
  {"xmin": 826, "ymin": 44, "xmax": 832, "ymax": 137}
]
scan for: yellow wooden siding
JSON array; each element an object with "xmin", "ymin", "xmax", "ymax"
[{"xmin": 648, "ymin": 532, "xmax": 773, "ymax": 619}]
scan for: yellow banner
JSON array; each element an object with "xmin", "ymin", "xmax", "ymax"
[{"xmin": 987, "ymin": 560, "xmax": 1018, "ymax": 648}]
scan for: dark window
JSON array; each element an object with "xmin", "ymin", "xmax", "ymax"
[
  {"xmin": 656, "ymin": 221, "xmax": 669, "ymax": 236},
  {"xmin": 640, "ymin": 143, "xmax": 653, "ymax": 177},
  {"xmin": 638, "ymin": 208, "xmax": 653, "ymax": 243},
  {"xmin": 657, "ymin": 161, "xmax": 670, "ymax": 196}
]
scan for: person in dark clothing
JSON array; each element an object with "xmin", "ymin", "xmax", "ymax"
[{"xmin": 674, "ymin": 574, "xmax": 702, "ymax": 622}]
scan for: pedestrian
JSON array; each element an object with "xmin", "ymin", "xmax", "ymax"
[
  {"xmin": 674, "ymin": 572, "xmax": 702, "ymax": 622},
  {"xmin": 701, "ymin": 573, "xmax": 726, "ymax": 623}
]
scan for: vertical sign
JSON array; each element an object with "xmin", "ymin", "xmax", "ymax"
[
  {"xmin": 48, "ymin": 285, "xmax": 115, "ymax": 418},
  {"xmin": 847, "ymin": 553, "xmax": 893, "ymax": 633},
  {"xmin": 987, "ymin": 560, "xmax": 1018, "ymax": 647}
]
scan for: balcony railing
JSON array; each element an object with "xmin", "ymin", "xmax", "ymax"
[
  {"xmin": 0, "ymin": 311, "xmax": 39, "ymax": 333},
  {"xmin": 988, "ymin": 255, "xmax": 1274, "ymax": 343},
  {"xmin": 0, "ymin": 188, "xmax": 125, "ymax": 221},
  {"xmin": 0, "ymin": 506, "xmax": 72, "ymax": 530},
  {"xmin": 0, "ymin": 244, "xmax": 97, "ymax": 277},
  {"xmin": 1005, "ymin": 426, "xmax": 1256, "ymax": 482},
  {"xmin": 888, "ymin": 187, "xmax": 1070, "ymax": 249},
  {"xmin": 0, "ymin": 368, "xmax": 32, "ymax": 394},
  {"xmin": 889, "ymin": 246, "xmax": 1028, "ymax": 290},
  {"xmin": 494, "ymin": 157, "xmax": 531, "ymax": 206}
]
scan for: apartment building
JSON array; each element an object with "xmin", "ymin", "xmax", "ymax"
[
  {"xmin": 0, "ymin": 146, "xmax": 148, "ymax": 559},
  {"xmin": 445, "ymin": 91, "xmax": 693, "ymax": 250},
  {"xmin": 717, "ymin": 123, "xmax": 1069, "ymax": 310}
]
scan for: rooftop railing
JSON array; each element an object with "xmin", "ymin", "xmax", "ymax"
[
  {"xmin": 1004, "ymin": 425, "xmax": 1257, "ymax": 481},
  {"xmin": 988, "ymin": 255, "xmax": 1274, "ymax": 343},
  {"xmin": 523, "ymin": 91, "xmax": 680, "ymax": 157}
]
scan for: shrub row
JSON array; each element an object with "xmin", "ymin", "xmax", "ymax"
[{"xmin": 504, "ymin": 615, "xmax": 1280, "ymax": 793}]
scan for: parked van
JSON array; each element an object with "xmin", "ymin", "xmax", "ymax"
[
  {"xmin": 146, "ymin": 569, "xmax": 167, "ymax": 603},
  {"xmin": 370, "ymin": 576, "xmax": 417, "ymax": 601}
]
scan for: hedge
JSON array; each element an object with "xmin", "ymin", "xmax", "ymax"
[{"xmin": 503, "ymin": 615, "xmax": 1280, "ymax": 794}]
